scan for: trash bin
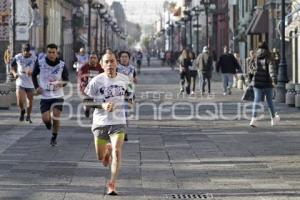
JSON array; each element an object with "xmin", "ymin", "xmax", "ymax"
[
  {"xmin": 295, "ymin": 84, "xmax": 300, "ymax": 108},
  {"xmin": 285, "ymin": 83, "xmax": 296, "ymax": 107}
]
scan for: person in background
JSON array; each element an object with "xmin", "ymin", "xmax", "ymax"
[
  {"xmin": 188, "ymin": 51, "xmax": 198, "ymax": 95},
  {"xmin": 216, "ymin": 46, "xmax": 241, "ymax": 95},
  {"xmin": 178, "ymin": 48, "xmax": 191, "ymax": 95},
  {"xmin": 248, "ymin": 42, "xmax": 280, "ymax": 127},
  {"xmin": 78, "ymin": 52, "xmax": 103, "ymax": 118},
  {"xmin": 10, "ymin": 43, "xmax": 37, "ymax": 123},
  {"xmin": 196, "ymin": 46, "xmax": 213, "ymax": 95},
  {"xmin": 74, "ymin": 48, "xmax": 89, "ymax": 72},
  {"xmin": 4, "ymin": 45, "xmax": 12, "ymax": 82}
]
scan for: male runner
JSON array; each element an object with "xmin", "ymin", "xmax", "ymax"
[
  {"xmin": 84, "ymin": 52, "xmax": 134, "ymax": 195},
  {"xmin": 78, "ymin": 52, "xmax": 103, "ymax": 117},
  {"xmin": 11, "ymin": 43, "xmax": 37, "ymax": 123},
  {"xmin": 32, "ymin": 43, "xmax": 69, "ymax": 146}
]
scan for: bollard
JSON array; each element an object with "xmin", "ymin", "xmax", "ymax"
[
  {"xmin": 0, "ymin": 84, "xmax": 11, "ymax": 109},
  {"xmin": 285, "ymin": 83, "xmax": 296, "ymax": 107},
  {"xmin": 233, "ymin": 75, "xmax": 237, "ymax": 88},
  {"xmin": 237, "ymin": 74, "xmax": 244, "ymax": 90},
  {"xmin": 295, "ymin": 84, "xmax": 300, "ymax": 108}
]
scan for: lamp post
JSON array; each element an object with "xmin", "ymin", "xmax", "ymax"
[
  {"xmin": 12, "ymin": 0, "xmax": 16, "ymax": 55},
  {"xmin": 99, "ymin": 8, "xmax": 107, "ymax": 53},
  {"xmin": 87, "ymin": 0, "xmax": 92, "ymax": 53},
  {"xmin": 192, "ymin": 6, "xmax": 202, "ymax": 54},
  {"xmin": 94, "ymin": 3, "xmax": 104, "ymax": 54},
  {"xmin": 180, "ymin": 18, "xmax": 187, "ymax": 48},
  {"xmin": 200, "ymin": 0, "xmax": 216, "ymax": 47},
  {"xmin": 275, "ymin": 0, "xmax": 289, "ymax": 102},
  {"xmin": 109, "ymin": 20, "xmax": 114, "ymax": 48},
  {"xmin": 103, "ymin": 14, "xmax": 111, "ymax": 48},
  {"xmin": 170, "ymin": 23, "xmax": 174, "ymax": 52},
  {"xmin": 184, "ymin": 9, "xmax": 192, "ymax": 49},
  {"xmin": 175, "ymin": 21, "xmax": 181, "ymax": 51},
  {"xmin": 161, "ymin": 28, "xmax": 166, "ymax": 52}
]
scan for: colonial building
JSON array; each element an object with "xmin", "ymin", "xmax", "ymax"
[{"xmin": 286, "ymin": 0, "xmax": 300, "ymax": 84}]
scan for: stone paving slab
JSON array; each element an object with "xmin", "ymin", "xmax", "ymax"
[{"xmin": 0, "ymin": 61, "xmax": 300, "ymax": 200}]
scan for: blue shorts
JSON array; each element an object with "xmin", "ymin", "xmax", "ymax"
[{"xmin": 40, "ymin": 98, "xmax": 64, "ymax": 113}]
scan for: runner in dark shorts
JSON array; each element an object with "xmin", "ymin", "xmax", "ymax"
[{"xmin": 32, "ymin": 43, "xmax": 69, "ymax": 146}]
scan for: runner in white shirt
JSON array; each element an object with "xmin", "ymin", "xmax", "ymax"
[
  {"xmin": 32, "ymin": 43, "xmax": 69, "ymax": 146},
  {"xmin": 84, "ymin": 52, "xmax": 134, "ymax": 195},
  {"xmin": 10, "ymin": 43, "xmax": 37, "ymax": 123},
  {"xmin": 117, "ymin": 51, "xmax": 137, "ymax": 141}
]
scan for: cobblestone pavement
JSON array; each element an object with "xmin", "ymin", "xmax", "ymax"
[{"xmin": 0, "ymin": 59, "xmax": 299, "ymax": 200}]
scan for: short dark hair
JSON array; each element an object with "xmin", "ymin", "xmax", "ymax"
[
  {"xmin": 90, "ymin": 51, "xmax": 98, "ymax": 57},
  {"xmin": 100, "ymin": 52, "xmax": 117, "ymax": 62},
  {"xmin": 118, "ymin": 51, "xmax": 131, "ymax": 59},
  {"xmin": 258, "ymin": 41, "xmax": 268, "ymax": 50},
  {"xmin": 47, "ymin": 43, "xmax": 58, "ymax": 49},
  {"xmin": 22, "ymin": 43, "xmax": 31, "ymax": 52}
]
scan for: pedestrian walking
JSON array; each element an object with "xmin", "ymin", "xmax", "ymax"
[
  {"xmin": 4, "ymin": 45, "xmax": 12, "ymax": 82},
  {"xmin": 135, "ymin": 50, "xmax": 143, "ymax": 74},
  {"xmin": 78, "ymin": 52, "xmax": 103, "ymax": 118},
  {"xmin": 248, "ymin": 42, "xmax": 280, "ymax": 127},
  {"xmin": 10, "ymin": 43, "xmax": 37, "ymax": 123},
  {"xmin": 146, "ymin": 51, "xmax": 151, "ymax": 67},
  {"xmin": 216, "ymin": 46, "xmax": 241, "ymax": 95},
  {"xmin": 189, "ymin": 51, "xmax": 198, "ymax": 95},
  {"xmin": 160, "ymin": 50, "xmax": 165, "ymax": 66},
  {"xmin": 84, "ymin": 52, "xmax": 134, "ymax": 195},
  {"xmin": 32, "ymin": 43, "xmax": 69, "ymax": 146},
  {"xmin": 233, "ymin": 52, "xmax": 242, "ymax": 87},
  {"xmin": 178, "ymin": 48, "xmax": 191, "ymax": 95},
  {"xmin": 74, "ymin": 48, "xmax": 89, "ymax": 72},
  {"xmin": 196, "ymin": 46, "xmax": 213, "ymax": 95},
  {"xmin": 246, "ymin": 50, "xmax": 256, "ymax": 77}
]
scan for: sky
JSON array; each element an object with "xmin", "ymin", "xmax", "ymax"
[{"xmin": 105, "ymin": 0, "xmax": 165, "ymax": 25}]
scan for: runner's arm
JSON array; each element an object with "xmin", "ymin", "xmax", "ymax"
[
  {"xmin": 53, "ymin": 65, "xmax": 69, "ymax": 88},
  {"xmin": 32, "ymin": 60, "xmax": 40, "ymax": 89},
  {"xmin": 10, "ymin": 58, "xmax": 18, "ymax": 78}
]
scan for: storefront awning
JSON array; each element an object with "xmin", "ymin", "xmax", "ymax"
[
  {"xmin": 246, "ymin": 9, "xmax": 269, "ymax": 35},
  {"xmin": 285, "ymin": 16, "xmax": 300, "ymax": 41}
]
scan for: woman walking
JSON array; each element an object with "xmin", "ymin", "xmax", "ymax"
[
  {"xmin": 248, "ymin": 42, "xmax": 280, "ymax": 127},
  {"xmin": 178, "ymin": 48, "xmax": 192, "ymax": 95}
]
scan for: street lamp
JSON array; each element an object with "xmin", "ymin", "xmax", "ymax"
[
  {"xmin": 87, "ymin": 0, "xmax": 93, "ymax": 53},
  {"xmin": 103, "ymin": 14, "xmax": 111, "ymax": 48},
  {"xmin": 179, "ymin": 17, "xmax": 187, "ymax": 48},
  {"xmin": 192, "ymin": 6, "xmax": 202, "ymax": 54},
  {"xmin": 98, "ymin": 8, "xmax": 107, "ymax": 53},
  {"xmin": 93, "ymin": 3, "xmax": 104, "ymax": 53},
  {"xmin": 160, "ymin": 28, "xmax": 166, "ymax": 51},
  {"xmin": 109, "ymin": 20, "xmax": 114, "ymax": 48},
  {"xmin": 175, "ymin": 21, "xmax": 182, "ymax": 51},
  {"xmin": 275, "ymin": 0, "xmax": 289, "ymax": 102},
  {"xmin": 184, "ymin": 9, "xmax": 192, "ymax": 49},
  {"xmin": 200, "ymin": 0, "xmax": 216, "ymax": 47}
]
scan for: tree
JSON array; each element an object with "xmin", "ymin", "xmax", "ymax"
[
  {"xmin": 127, "ymin": 36, "xmax": 135, "ymax": 48},
  {"xmin": 142, "ymin": 36, "xmax": 150, "ymax": 50}
]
